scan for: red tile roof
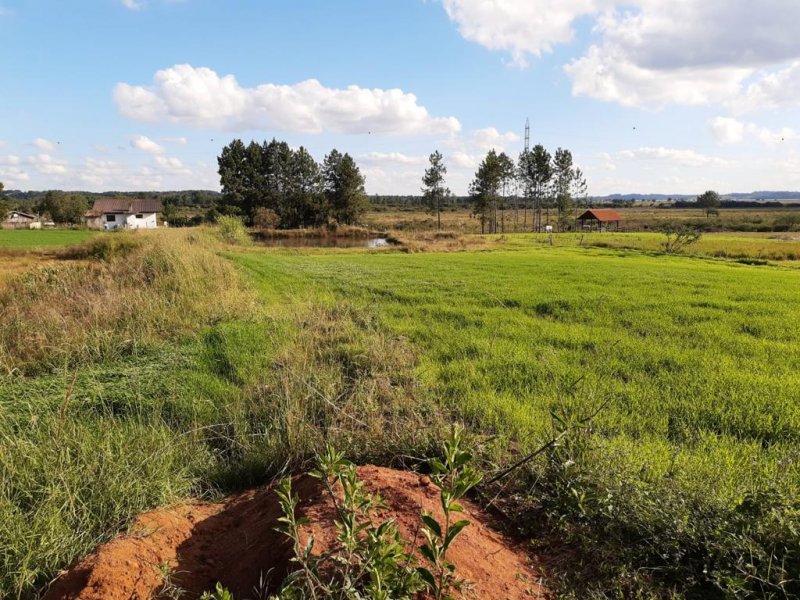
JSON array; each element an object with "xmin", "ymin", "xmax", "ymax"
[{"xmin": 577, "ymin": 209, "xmax": 622, "ymax": 222}]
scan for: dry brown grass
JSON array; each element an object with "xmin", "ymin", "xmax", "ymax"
[
  {"xmin": 0, "ymin": 229, "xmax": 254, "ymax": 375},
  {"xmin": 364, "ymin": 205, "xmax": 800, "ymax": 234}
]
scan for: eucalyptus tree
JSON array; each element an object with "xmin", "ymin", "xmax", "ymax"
[
  {"xmin": 421, "ymin": 150, "xmax": 450, "ymax": 230},
  {"xmin": 571, "ymin": 167, "xmax": 588, "ymax": 218},
  {"xmin": 469, "ymin": 150, "xmax": 503, "ymax": 234},
  {"xmin": 497, "ymin": 152, "xmax": 515, "ymax": 233},
  {"xmin": 553, "ymin": 148, "xmax": 575, "ymax": 231},
  {"xmin": 518, "ymin": 145, "xmax": 553, "ymax": 232}
]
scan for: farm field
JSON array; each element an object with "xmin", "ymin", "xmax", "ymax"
[
  {"xmin": 0, "ymin": 229, "xmax": 98, "ymax": 249},
  {"xmin": 365, "ymin": 205, "xmax": 800, "ymax": 234},
  {"xmin": 1, "ymin": 230, "xmax": 799, "ymax": 599}
]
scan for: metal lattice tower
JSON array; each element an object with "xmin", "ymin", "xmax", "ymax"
[{"xmin": 524, "ymin": 118, "xmax": 530, "ymax": 152}]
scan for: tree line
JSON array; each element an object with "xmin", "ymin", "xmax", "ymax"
[
  {"xmin": 0, "ymin": 188, "xmax": 89, "ymax": 224},
  {"xmin": 216, "ymin": 139, "xmax": 368, "ymax": 228},
  {"xmin": 421, "ymin": 145, "xmax": 588, "ymax": 233}
]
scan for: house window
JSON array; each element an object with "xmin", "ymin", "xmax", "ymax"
[
  {"xmin": 106, "ymin": 215, "xmax": 116, "ymax": 222},
  {"xmin": 135, "ymin": 214, "xmax": 143, "ymax": 219}
]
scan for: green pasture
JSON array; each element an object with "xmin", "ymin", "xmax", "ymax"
[
  {"xmin": 2, "ymin": 233, "xmax": 799, "ymax": 599},
  {"xmin": 230, "ymin": 242, "xmax": 800, "ymax": 595},
  {"xmin": 0, "ymin": 229, "xmax": 98, "ymax": 249}
]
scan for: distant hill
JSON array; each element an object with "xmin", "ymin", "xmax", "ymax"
[{"xmin": 592, "ymin": 191, "xmax": 800, "ymax": 202}]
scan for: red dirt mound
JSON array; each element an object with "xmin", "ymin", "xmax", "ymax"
[{"xmin": 44, "ymin": 466, "xmax": 547, "ymax": 600}]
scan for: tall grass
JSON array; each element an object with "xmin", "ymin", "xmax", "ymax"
[
  {"xmin": 0, "ymin": 230, "xmax": 441, "ymax": 598},
  {"xmin": 0, "ymin": 230, "xmax": 251, "ymax": 375},
  {"xmin": 231, "ymin": 245, "xmax": 800, "ymax": 598}
]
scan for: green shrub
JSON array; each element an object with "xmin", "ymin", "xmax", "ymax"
[{"xmin": 216, "ymin": 216, "xmax": 252, "ymax": 245}]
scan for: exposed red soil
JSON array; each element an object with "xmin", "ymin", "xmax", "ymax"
[{"xmin": 44, "ymin": 466, "xmax": 547, "ymax": 600}]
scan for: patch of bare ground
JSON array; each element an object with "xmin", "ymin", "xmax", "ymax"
[{"xmin": 44, "ymin": 466, "xmax": 547, "ymax": 600}]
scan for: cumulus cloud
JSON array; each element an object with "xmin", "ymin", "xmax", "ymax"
[
  {"xmin": 27, "ymin": 153, "xmax": 68, "ymax": 175},
  {"xmin": 31, "ymin": 138, "xmax": 56, "ymax": 152},
  {"xmin": 0, "ymin": 155, "xmax": 28, "ymax": 186},
  {"xmin": 732, "ymin": 62, "xmax": 800, "ymax": 112},
  {"xmin": 709, "ymin": 117, "xmax": 797, "ymax": 145},
  {"xmin": 617, "ymin": 147, "xmax": 729, "ymax": 168},
  {"xmin": 120, "ymin": 0, "xmax": 144, "ymax": 9},
  {"xmin": 130, "ymin": 134, "xmax": 165, "ymax": 154},
  {"xmin": 441, "ymin": 0, "xmax": 605, "ymax": 67},
  {"xmin": 154, "ymin": 155, "xmax": 191, "ymax": 174},
  {"xmin": 442, "ymin": 0, "xmax": 800, "ymax": 109},
  {"xmin": 114, "ymin": 64, "xmax": 461, "ymax": 135},
  {"xmin": 470, "ymin": 127, "xmax": 520, "ymax": 151}
]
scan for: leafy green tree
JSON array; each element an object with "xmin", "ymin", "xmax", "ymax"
[
  {"xmin": 323, "ymin": 150, "xmax": 368, "ymax": 225},
  {"xmin": 282, "ymin": 146, "xmax": 327, "ymax": 228},
  {"xmin": 469, "ymin": 150, "xmax": 503, "ymax": 234},
  {"xmin": 497, "ymin": 152, "xmax": 515, "ymax": 233},
  {"xmin": 0, "ymin": 183, "xmax": 9, "ymax": 222},
  {"xmin": 553, "ymin": 148, "xmax": 575, "ymax": 231},
  {"xmin": 39, "ymin": 191, "xmax": 87, "ymax": 224},
  {"xmin": 217, "ymin": 139, "xmax": 248, "ymax": 217},
  {"xmin": 518, "ymin": 145, "xmax": 552, "ymax": 232},
  {"xmin": 260, "ymin": 139, "xmax": 294, "ymax": 216},
  {"xmin": 572, "ymin": 167, "xmax": 588, "ymax": 218},
  {"xmin": 421, "ymin": 150, "xmax": 450, "ymax": 230},
  {"xmin": 696, "ymin": 190, "xmax": 721, "ymax": 217}
]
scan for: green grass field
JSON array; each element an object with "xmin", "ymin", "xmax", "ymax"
[
  {"xmin": 1, "ymin": 231, "xmax": 799, "ymax": 599},
  {"xmin": 0, "ymin": 229, "xmax": 98, "ymax": 249},
  {"xmin": 230, "ymin": 241, "xmax": 800, "ymax": 597}
]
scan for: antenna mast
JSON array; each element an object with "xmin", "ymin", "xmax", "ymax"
[{"xmin": 524, "ymin": 118, "xmax": 530, "ymax": 152}]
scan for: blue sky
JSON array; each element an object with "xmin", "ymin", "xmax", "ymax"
[{"xmin": 1, "ymin": 0, "xmax": 799, "ymax": 195}]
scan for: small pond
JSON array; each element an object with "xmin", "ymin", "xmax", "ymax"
[{"xmin": 256, "ymin": 236, "xmax": 391, "ymax": 248}]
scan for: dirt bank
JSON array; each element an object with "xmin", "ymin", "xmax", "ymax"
[{"xmin": 45, "ymin": 466, "xmax": 547, "ymax": 599}]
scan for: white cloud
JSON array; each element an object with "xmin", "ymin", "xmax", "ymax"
[
  {"xmin": 114, "ymin": 64, "xmax": 461, "ymax": 135},
  {"xmin": 31, "ymin": 138, "xmax": 56, "ymax": 152},
  {"xmin": 27, "ymin": 153, "xmax": 68, "ymax": 175},
  {"xmin": 709, "ymin": 117, "xmax": 797, "ymax": 145},
  {"xmin": 130, "ymin": 135, "xmax": 165, "ymax": 154},
  {"xmin": 470, "ymin": 127, "xmax": 520, "ymax": 152},
  {"xmin": 163, "ymin": 136, "xmax": 188, "ymax": 145},
  {"xmin": 442, "ymin": 1, "xmax": 800, "ymax": 109},
  {"xmin": 732, "ymin": 61, "xmax": 800, "ymax": 112},
  {"xmin": 709, "ymin": 117, "xmax": 746, "ymax": 144},
  {"xmin": 617, "ymin": 147, "xmax": 729, "ymax": 168},
  {"xmin": 120, "ymin": 0, "xmax": 145, "ymax": 9},
  {"xmin": 441, "ymin": 0, "xmax": 605, "ymax": 67},
  {"xmin": 154, "ymin": 155, "xmax": 191, "ymax": 174},
  {"xmin": 360, "ymin": 152, "xmax": 427, "ymax": 166}
]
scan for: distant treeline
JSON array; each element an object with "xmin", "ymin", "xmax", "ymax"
[
  {"xmin": 3, "ymin": 189, "xmax": 220, "ymax": 208},
  {"xmin": 669, "ymin": 199, "xmax": 800, "ymax": 209}
]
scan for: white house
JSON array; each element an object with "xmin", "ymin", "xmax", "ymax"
[{"xmin": 85, "ymin": 198, "xmax": 162, "ymax": 230}]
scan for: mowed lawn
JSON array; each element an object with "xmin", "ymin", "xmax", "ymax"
[
  {"xmin": 232, "ymin": 244, "xmax": 800, "ymax": 505},
  {"xmin": 0, "ymin": 229, "xmax": 97, "ymax": 249}
]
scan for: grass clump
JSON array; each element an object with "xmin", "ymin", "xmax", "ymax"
[
  {"xmin": 216, "ymin": 215, "xmax": 253, "ymax": 245},
  {"xmin": 0, "ymin": 230, "xmax": 252, "ymax": 375}
]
